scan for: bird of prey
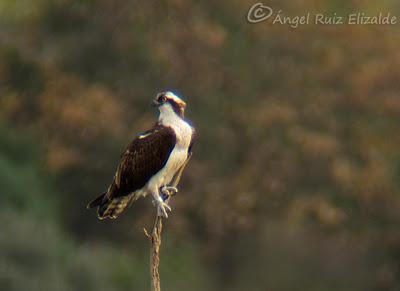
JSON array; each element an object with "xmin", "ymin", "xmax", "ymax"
[{"xmin": 87, "ymin": 91, "xmax": 195, "ymax": 219}]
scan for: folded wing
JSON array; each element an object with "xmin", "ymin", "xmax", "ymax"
[{"xmin": 87, "ymin": 125, "xmax": 176, "ymax": 219}]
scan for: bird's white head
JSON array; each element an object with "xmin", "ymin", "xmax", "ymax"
[{"xmin": 153, "ymin": 91, "xmax": 187, "ymax": 119}]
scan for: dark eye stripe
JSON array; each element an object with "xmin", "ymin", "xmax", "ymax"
[{"xmin": 158, "ymin": 95, "xmax": 167, "ymax": 102}]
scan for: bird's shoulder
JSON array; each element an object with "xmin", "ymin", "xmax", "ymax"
[{"xmin": 121, "ymin": 124, "xmax": 176, "ymax": 157}]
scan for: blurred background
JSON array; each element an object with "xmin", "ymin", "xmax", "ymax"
[{"xmin": 1, "ymin": 0, "xmax": 400, "ymax": 290}]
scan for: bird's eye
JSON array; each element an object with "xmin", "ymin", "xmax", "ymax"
[{"xmin": 158, "ymin": 95, "xmax": 167, "ymax": 103}]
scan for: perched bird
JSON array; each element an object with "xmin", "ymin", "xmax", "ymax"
[{"xmin": 87, "ymin": 91, "xmax": 195, "ymax": 219}]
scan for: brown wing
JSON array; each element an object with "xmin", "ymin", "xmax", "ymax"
[
  {"xmin": 109, "ymin": 125, "xmax": 176, "ymax": 199},
  {"xmin": 87, "ymin": 125, "xmax": 176, "ymax": 219},
  {"xmin": 188, "ymin": 126, "xmax": 196, "ymax": 155}
]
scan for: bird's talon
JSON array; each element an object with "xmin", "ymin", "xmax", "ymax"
[
  {"xmin": 156, "ymin": 199, "xmax": 172, "ymax": 218},
  {"xmin": 161, "ymin": 186, "xmax": 178, "ymax": 197}
]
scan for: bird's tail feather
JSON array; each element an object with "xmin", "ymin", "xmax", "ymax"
[
  {"xmin": 97, "ymin": 196, "xmax": 133, "ymax": 219},
  {"xmin": 87, "ymin": 192, "xmax": 136, "ymax": 220}
]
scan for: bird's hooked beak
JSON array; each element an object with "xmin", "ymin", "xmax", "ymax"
[{"xmin": 151, "ymin": 99, "xmax": 160, "ymax": 107}]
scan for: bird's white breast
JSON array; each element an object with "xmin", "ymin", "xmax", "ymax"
[
  {"xmin": 146, "ymin": 105, "xmax": 193, "ymax": 192},
  {"xmin": 158, "ymin": 114, "xmax": 193, "ymax": 183}
]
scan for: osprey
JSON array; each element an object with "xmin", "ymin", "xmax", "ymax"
[{"xmin": 87, "ymin": 91, "xmax": 195, "ymax": 219}]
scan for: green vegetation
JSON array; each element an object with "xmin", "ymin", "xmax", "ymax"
[{"xmin": 1, "ymin": 1, "xmax": 400, "ymax": 290}]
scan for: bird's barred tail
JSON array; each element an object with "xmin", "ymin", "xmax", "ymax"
[{"xmin": 87, "ymin": 193, "xmax": 133, "ymax": 220}]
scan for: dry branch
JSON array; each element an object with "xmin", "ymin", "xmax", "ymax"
[
  {"xmin": 146, "ymin": 216, "xmax": 163, "ymax": 291},
  {"xmin": 144, "ymin": 155, "xmax": 192, "ymax": 291}
]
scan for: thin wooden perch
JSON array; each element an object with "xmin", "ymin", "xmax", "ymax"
[
  {"xmin": 146, "ymin": 216, "xmax": 163, "ymax": 291},
  {"xmin": 144, "ymin": 155, "xmax": 192, "ymax": 291}
]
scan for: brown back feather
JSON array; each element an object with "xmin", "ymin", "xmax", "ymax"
[{"xmin": 91, "ymin": 125, "xmax": 176, "ymax": 219}]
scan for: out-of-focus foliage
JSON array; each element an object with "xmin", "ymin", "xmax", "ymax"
[
  {"xmin": 0, "ymin": 127, "xmax": 210, "ymax": 291},
  {"xmin": 0, "ymin": 209, "xmax": 210, "ymax": 291},
  {"xmin": 1, "ymin": 0, "xmax": 400, "ymax": 290},
  {"xmin": 0, "ymin": 126, "xmax": 54, "ymax": 218}
]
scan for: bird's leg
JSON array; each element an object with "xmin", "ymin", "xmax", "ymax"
[
  {"xmin": 159, "ymin": 154, "xmax": 191, "ymax": 202},
  {"xmin": 151, "ymin": 190, "xmax": 172, "ymax": 218}
]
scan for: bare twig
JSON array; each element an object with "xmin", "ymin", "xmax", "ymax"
[
  {"xmin": 145, "ymin": 154, "xmax": 192, "ymax": 291},
  {"xmin": 148, "ymin": 216, "xmax": 163, "ymax": 291}
]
